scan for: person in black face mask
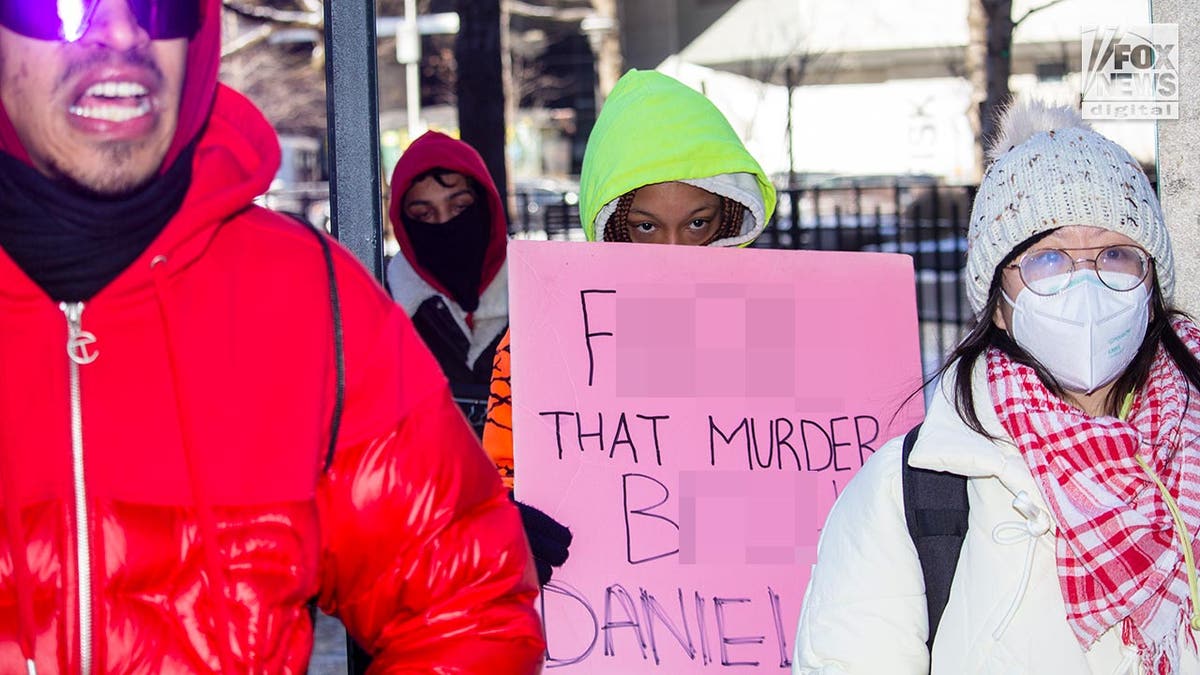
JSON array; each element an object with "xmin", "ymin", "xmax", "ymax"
[{"xmin": 386, "ymin": 131, "xmax": 509, "ymax": 436}]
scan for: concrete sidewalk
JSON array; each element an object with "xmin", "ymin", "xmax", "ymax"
[{"xmin": 309, "ymin": 613, "xmax": 349, "ymax": 675}]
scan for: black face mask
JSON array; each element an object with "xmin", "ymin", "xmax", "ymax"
[
  {"xmin": 0, "ymin": 145, "xmax": 194, "ymax": 302},
  {"xmin": 401, "ymin": 200, "xmax": 491, "ymax": 312}
]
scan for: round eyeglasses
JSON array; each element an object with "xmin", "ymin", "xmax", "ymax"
[{"xmin": 1005, "ymin": 244, "xmax": 1152, "ymax": 296}]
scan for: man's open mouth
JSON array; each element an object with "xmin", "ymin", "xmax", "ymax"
[{"xmin": 70, "ymin": 81, "xmax": 151, "ymax": 123}]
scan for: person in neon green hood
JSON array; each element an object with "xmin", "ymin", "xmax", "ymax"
[
  {"xmin": 482, "ymin": 69, "xmax": 777, "ymax": 588},
  {"xmin": 580, "ymin": 68, "xmax": 776, "ymax": 246}
]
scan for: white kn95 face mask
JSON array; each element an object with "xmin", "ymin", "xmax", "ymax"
[{"xmin": 1003, "ymin": 272, "xmax": 1150, "ymax": 393}]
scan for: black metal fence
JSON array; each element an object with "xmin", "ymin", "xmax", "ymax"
[
  {"xmin": 757, "ymin": 182, "xmax": 976, "ymax": 371},
  {"xmin": 510, "ymin": 189, "xmax": 582, "ymax": 240},
  {"xmin": 267, "ymin": 179, "xmax": 977, "ymax": 373},
  {"xmin": 511, "ymin": 181, "xmax": 978, "ymax": 376}
]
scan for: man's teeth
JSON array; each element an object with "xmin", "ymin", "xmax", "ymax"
[
  {"xmin": 83, "ymin": 81, "xmax": 148, "ymax": 98},
  {"xmin": 70, "ymin": 99, "xmax": 152, "ymax": 122},
  {"xmin": 69, "ymin": 81, "xmax": 151, "ymax": 122}
]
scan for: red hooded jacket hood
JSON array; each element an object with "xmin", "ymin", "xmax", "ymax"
[
  {"xmin": 387, "ymin": 130, "xmax": 507, "ymax": 305},
  {"xmin": 0, "ymin": 0, "xmax": 222, "ymax": 174}
]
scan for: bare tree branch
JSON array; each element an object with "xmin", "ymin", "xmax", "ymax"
[
  {"xmin": 220, "ymin": 1, "xmax": 328, "ymax": 134},
  {"xmin": 507, "ymin": 0, "xmax": 592, "ymax": 22},
  {"xmin": 221, "ymin": 23, "xmax": 274, "ymax": 57},
  {"xmin": 1014, "ymin": 0, "xmax": 1068, "ymax": 27},
  {"xmin": 222, "ymin": 1, "xmax": 322, "ymax": 28},
  {"xmin": 296, "ymin": 0, "xmax": 323, "ymax": 15}
]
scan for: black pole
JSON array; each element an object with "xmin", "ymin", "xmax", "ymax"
[
  {"xmin": 324, "ymin": 0, "xmax": 384, "ymax": 282},
  {"xmin": 323, "ymin": 3, "xmax": 383, "ymax": 672},
  {"xmin": 785, "ymin": 63, "xmax": 796, "ymax": 189},
  {"xmin": 455, "ymin": 0, "xmax": 509, "ymax": 219}
]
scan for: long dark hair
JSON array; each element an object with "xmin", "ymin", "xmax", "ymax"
[{"xmin": 921, "ymin": 232, "xmax": 1200, "ymax": 437}]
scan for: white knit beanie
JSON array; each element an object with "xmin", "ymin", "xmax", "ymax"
[{"xmin": 964, "ymin": 101, "xmax": 1173, "ymax": 315}]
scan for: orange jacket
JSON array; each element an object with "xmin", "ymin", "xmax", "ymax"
[{"xmin": 483, "ymin": 329, "xmax": 515, "ymax": 488}]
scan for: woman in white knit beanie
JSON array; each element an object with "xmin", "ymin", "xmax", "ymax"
[{"xmin": 794, "ymin": 101, "xmax": 1200, "ymax": 674}]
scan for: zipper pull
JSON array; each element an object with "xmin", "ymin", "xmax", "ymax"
[{"xmin": 60, "ymin": 302, "xmax": 98, "ymax": 365}]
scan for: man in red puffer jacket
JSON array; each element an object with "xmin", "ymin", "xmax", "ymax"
[{"xmin": 0, "ymin": 0, "xmax": 544, "ymax": 672}]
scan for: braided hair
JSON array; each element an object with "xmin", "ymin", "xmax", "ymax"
[
  {"xmin": 601, "ymin": 189, "xmax": 746, "ymax": 244},
  {"xmin": 602, "ymin": 192, "xmax": 636, "ymax": 242},
  {"xmin": 711, "ymin": 195, "xmax": 745, "ymax": 244}
]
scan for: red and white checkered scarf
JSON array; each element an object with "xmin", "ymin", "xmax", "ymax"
[{"xmin": 988, "ymin": 319, "xmax": 1200, "ymax": 674}]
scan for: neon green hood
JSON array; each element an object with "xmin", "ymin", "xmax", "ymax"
[{"xmin": 579, "ymin": 69, "xmax": 776, "ymax": 245}]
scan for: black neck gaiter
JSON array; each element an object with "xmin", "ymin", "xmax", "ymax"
[
  {"xmin": 0, "ymin": 145, "xmax": 194, "ymax": 303},
  {"xmin": 401, "ymin": 200, "xmax": 491, "ymax": 313}
]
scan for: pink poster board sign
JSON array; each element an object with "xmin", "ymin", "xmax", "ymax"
[{"xmin": 509, "ymin": 240, "xmax": 924, "ymax": 672}]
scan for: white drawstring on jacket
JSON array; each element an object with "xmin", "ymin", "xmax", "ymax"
[
  {"xmin": 1113, "ymin": 645, "xmax": 1139, "ymax": 675},
  {"xmin": 990, "ymin": 490, "xmax": 1052, "ymax": 640}
]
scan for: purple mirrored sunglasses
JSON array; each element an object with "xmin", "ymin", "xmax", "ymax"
[{"xmin": 0, "ymin": 0, "xmax": 199, "ymax": 42}]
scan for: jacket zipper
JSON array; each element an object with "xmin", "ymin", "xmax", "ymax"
[{"xmin": 61, "ymin": 301, "xmax": 96, "ymax": 675}]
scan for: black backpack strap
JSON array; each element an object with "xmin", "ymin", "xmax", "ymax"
[
  {"xmin": 901, "ymin": 422, "xmax": 968, "ymax": 650},
  {"xmin": 305, "ymin": 225, "xmax": 345, "ymax": 473},
  {"xmin": 295, "ymin": 223, "xmax": 354, "ymax": 663}
]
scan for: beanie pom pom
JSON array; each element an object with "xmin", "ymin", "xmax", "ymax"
[{"xmin": 987, "ymin": 101, "xmax": 1090, "ymax": 162}]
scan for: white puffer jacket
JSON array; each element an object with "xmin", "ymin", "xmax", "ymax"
[{"xmin": 793, "ymin": 357, "xmax": 1200, "ymax": 674}]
